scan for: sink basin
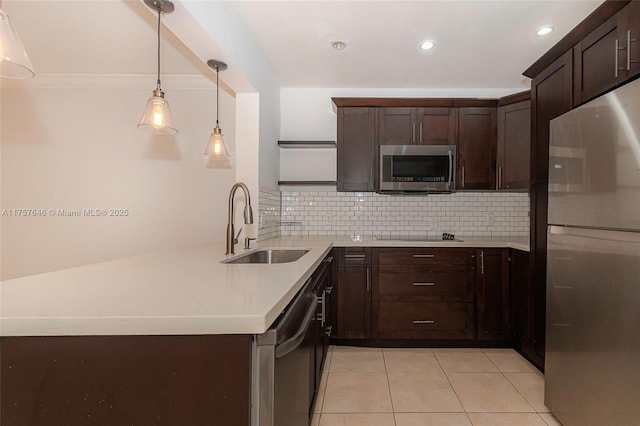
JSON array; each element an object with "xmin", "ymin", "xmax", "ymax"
[{"xmin": 223, "ymin": 249, "xmax": 309, "ymax": 264}]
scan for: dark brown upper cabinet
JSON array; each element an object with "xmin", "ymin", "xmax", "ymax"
[
  {"xmin": 379, "ymin": 107, "xmax": 456, "ymax": 145},
  {"xmin": 457, "ymin": 107, "xmax": 497, "ymax": 190},
  {"xmin": 531, "ymin": 51, "xmax": 573, "ymax": 185},
  {"xmin": 497, "ymin": 94, "xmax": 531, "ymax": 190},
  {"xmin": 574, "ymin": 2, "xmax": 640, "ymax": 106},
  {"xmin": 333, "ymin": 98, "xmax": 498, "ymax": 193},
  {"xmin": 336, "ymin": 107, "xmax": 377, "ymax": 192}
]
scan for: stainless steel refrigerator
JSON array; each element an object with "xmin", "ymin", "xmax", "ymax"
[{"xmin": 546, "ymin": 77, "xmax": 640, "ymax": 426}]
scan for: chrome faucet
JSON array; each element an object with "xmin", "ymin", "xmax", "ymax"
[{"xmin": 226, "ymin": 182, "xmax": 254, "ymax": 254}]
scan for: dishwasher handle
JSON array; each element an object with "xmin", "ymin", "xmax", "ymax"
[{"xmin": 275, "ymin": 293, "xmax": 318, "ymax": 359}]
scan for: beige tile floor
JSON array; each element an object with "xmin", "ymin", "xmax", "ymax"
[{"xmin": 311, "ymin": 346, "xmax": 563, "ymax": 426}]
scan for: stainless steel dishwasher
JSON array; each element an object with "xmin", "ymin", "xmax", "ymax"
[{"xmin": 253, "ymin": 280, "xmax": 318, "ymax": 426}]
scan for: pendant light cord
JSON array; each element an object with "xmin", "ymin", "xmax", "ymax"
[
  {"xmin": 156, "ymin": 7, "xmax": 161, "ymax": 90},
  {"xmin": 216, "ymin": 67, "xmax": 220, "ymax": 125}
]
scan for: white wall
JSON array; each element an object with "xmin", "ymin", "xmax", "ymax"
[
  {"xmin": 172, "ymin": 1, "xmax": 281, "ymax": 189},
  {"xmin": 0, "ymin": 75, "xmax": 236, "ymax": 280},
  {"xmin": 279, "ymin": 87, "xmax": 526, "ymax": 182}
]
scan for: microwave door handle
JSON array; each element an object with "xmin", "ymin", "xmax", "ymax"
[{"xmin": 448, "ymin": 150, "xmax": 453, "ymax": 189}]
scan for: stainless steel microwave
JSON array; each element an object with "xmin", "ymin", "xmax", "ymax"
[{"xmin": 379, "ymin": 145, "xmax": 456, "ymax": 192}]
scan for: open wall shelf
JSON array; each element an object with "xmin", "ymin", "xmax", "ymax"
[
  {"xmin": 278, "ymin": 140, "xmax": 336, "ymax": 149},
  {"xmin": 277, "ymin": 181, "xmax": 337, "ymax": 186}
]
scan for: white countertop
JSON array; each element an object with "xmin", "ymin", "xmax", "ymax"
[{"xmin": 0, "ymin": 236, "xmax": 528, "ymax": 337}]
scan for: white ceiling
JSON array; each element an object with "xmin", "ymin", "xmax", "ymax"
[
  {"xmin": 4, "ymin": 0, "xmax": 210, "ymax": 76},
  {"xmin": 228, "ymin": 0, "xmax": 601, "ymax": 89},
  {"xmin": 5, "ymin": 0, "xmax": 602, "ymax": 89}
]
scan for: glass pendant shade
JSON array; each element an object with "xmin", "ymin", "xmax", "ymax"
[
  {"xmin": 0, "ymin": 6, "xmax": 35, "ymax": 79},
  {"xmin": 137, "ymin": 89, "xmax": 178, "ymax": 134},
  {"xmin": 204, "ymin": 125, "xmax": 230, "ymax": 158},
  {"xmin": 139, "ymin": 0, "xmax": 177, "ymax": 134}
]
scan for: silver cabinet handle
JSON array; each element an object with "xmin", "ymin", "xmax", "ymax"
[
  {"xmin": 412, "ymin": 122, "xmax": 416, "ymax": 144},
  {"xmin": 419, "ymin": 122, "xmax": 423, "ymax": 144},
  {"xmin": 413, "ymin": 282, "xmax": 435, "ymax": 286},
  {"xmin": 413, "ymin": 320, "xmax": 435, "ymax": 324},
  {"xmin": 366, "ymin": 267, "xmax": 370, "ymax": 292},
  {"xmin": 326, "ymin": 285, "xmax": 333, "ymax": 295},
  {"xmin": 319, "ymin": 291, "xmax": 326, "ymax": 326},
  {"xmin": 344, "ymin": 254, "xmax": 366, "ymax": 259},
  {"xmin": 448, "ymin": 149, "xmax": 453, "ymax": 190},
  {"xmin": 325, "ymin": 324, "xmax": 333, "ymax": 337},
  {"xmin": 628, "ymin": 30, "xmax": 632, "ymax": 71},
  {"xmin": 616, "ymin": 38, "xmax": 620, "ymax": 78},
  {"xmin": 497, "ymin": 165, "xmax": 503, "ymax": 189},
  {"xmin": 461, "ymin": 166, "xmax": 465, "ymax": 188},
  {"xmin": 413, "ymin": 254, "xmax": 435, "ymax": 258},
  {"xmin": 324, "ymin": 256, "xmax": 334, "ymax": 263},
  {"xmin": 480, "ymin": 250, "xmax": 485, "ymax": 275},
  {"xmin": 629, "ymin": 30, "xmax": 638, "ymax": 70}
]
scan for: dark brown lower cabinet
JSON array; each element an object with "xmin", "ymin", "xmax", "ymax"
[
  {"xmin": 335, "ymin": 247, "xmax": 372, "ymax": 339},
  {"xmin": 509, "ymin": 249, "xmax": 530, "ymax": 352},
  {"xmin": 0, "ymin": 335, "xmax": 252, "ymax": 426},
  {"xmin": 334, "ymin": 246, "xmax": 517, "ymax": 348},
  {"xmin": 372, "ymin": 247, "xmax": 476, "ymax": 341},
  {"xmin": 476, "ymin": 249, "xmax": 510, "ymax": 341},
  {"xmin": 376, "ymin": 302, "xmax": 475, "ymax": 340}
]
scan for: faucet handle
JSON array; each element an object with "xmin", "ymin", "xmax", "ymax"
[
  {"xmin": 244, "ymin": 237, "xmax": 257, "ymax": 249},
  {"xmin": 234, "ymin": 228, "xmax": 243, "ymax": 244}
]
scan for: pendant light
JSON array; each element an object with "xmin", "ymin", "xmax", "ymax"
[
  {"xmin": 204, "ymin": 59, "xmax": 230, "ymax": 158},
  {"xmin": 137, "ymin": 0, "xmax": 177, "ymax": 134},
  {"xmin": 0, "ymin": 0, "xmax": 35, "ymax": 79}
]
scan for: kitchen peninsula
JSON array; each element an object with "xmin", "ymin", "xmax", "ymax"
[{"xmin": 1, "ymin": 236, "xmax": 527, "ymax": 425}]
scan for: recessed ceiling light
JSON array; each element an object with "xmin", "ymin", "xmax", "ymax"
[
  {"xmin": 537, "ymin": 26, "xmax": 555, "ymax": 37},
  {"xmin": 331, "ymin": 40, "xmax": 347, "ymax": 51},
  {"xmin": 420, "ymin": 40, "xmax": 435, "ymax": 50}
]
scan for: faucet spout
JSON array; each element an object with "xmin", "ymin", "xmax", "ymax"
[{"xmin": 226, "ymin": 182, "xmax": 254, "ymax": 255}]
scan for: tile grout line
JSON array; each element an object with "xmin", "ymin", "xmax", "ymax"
[
  {"xmin": 478, "ymin": 350, "xmax": 539, "ymax": 416},
  {"xmin": 500, "ymin": 371, "xmax": 542, "ymax": 415},
  {"xmin": 381, "ymin": 348, "xmax": 398, "ymax": 426},
  {"xmin": 317, "ymin": 346, "xmax": 334, "ymax": 420},
  {"xmin": 432, "ymin": 349, "xmax": 474, "ymax": 425}
]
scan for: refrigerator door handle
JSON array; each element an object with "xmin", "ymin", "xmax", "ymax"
[{"xmin": 549, "ymin": 225, "xmax": 640, "ymax": 243}]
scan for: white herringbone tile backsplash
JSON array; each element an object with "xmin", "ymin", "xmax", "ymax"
[{"xmin": 278, "ymin": 190, "xmax": 529, "ymax": 238}]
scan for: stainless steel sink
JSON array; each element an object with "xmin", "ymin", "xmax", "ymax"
[{"xmin": 222, "ymin": 249, "xmax": 309, "ymax": 264}]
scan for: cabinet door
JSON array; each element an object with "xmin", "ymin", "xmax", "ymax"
[
  {"xmin": 509, "ymin": 249, "xmax": 530, "ymax": 352},
  {"xmin": 379, "ymin": 108, "xmax": 414, "ymax": 145},
  {"xmin": 530, "ymin": 182, "xmax": 548, "ymax": 366},
  {"xmin": 497, "ymin": 100, "xmax": 530, "ymax": 190},
  {"xmin": 626, "ymin": 1, "xmax": 640, "ymax": 80},
  {"xmin": 415, "ymin": 108, "xmax": 457, "ymax": 145},
  {"xmin": 335, "ymin": 248, "xmax": 371, "ymax": 339},
  {"xmin": 477, "ymin": 249, "xmax": 510, "ymax": 341},
  {"xmin": 458, "ymin": 107, "xmax": 497, "ymax": 190},
  {"xmin": 532, "ymin": 50, "xmax": 573, "ymax": 185},
  {"xmin": 336, "ymin": 265, "xmax": 371, "ymax": 339},
  {"xmin": 573, "ymin": 15, "xmax": 624, "ymax": 105},
  {"xmin": 337, "ymin": 107, "xmax": 376, "ymax": 192}
]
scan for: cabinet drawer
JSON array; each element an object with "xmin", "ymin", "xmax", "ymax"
[
  {"xmin": 377, "ymin": 248, "xmax": 473, "ymax": 265},
  {"xmin": 377, "ymin": 302, "xmax": 475, "ymax": 340},
  {"xmin": 338, "ymin": 247, "xmax": 371, "ymax": 266},
  {"xmin": 378, "ymin": 266, "xmax": 472, "ymax": 301}
]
